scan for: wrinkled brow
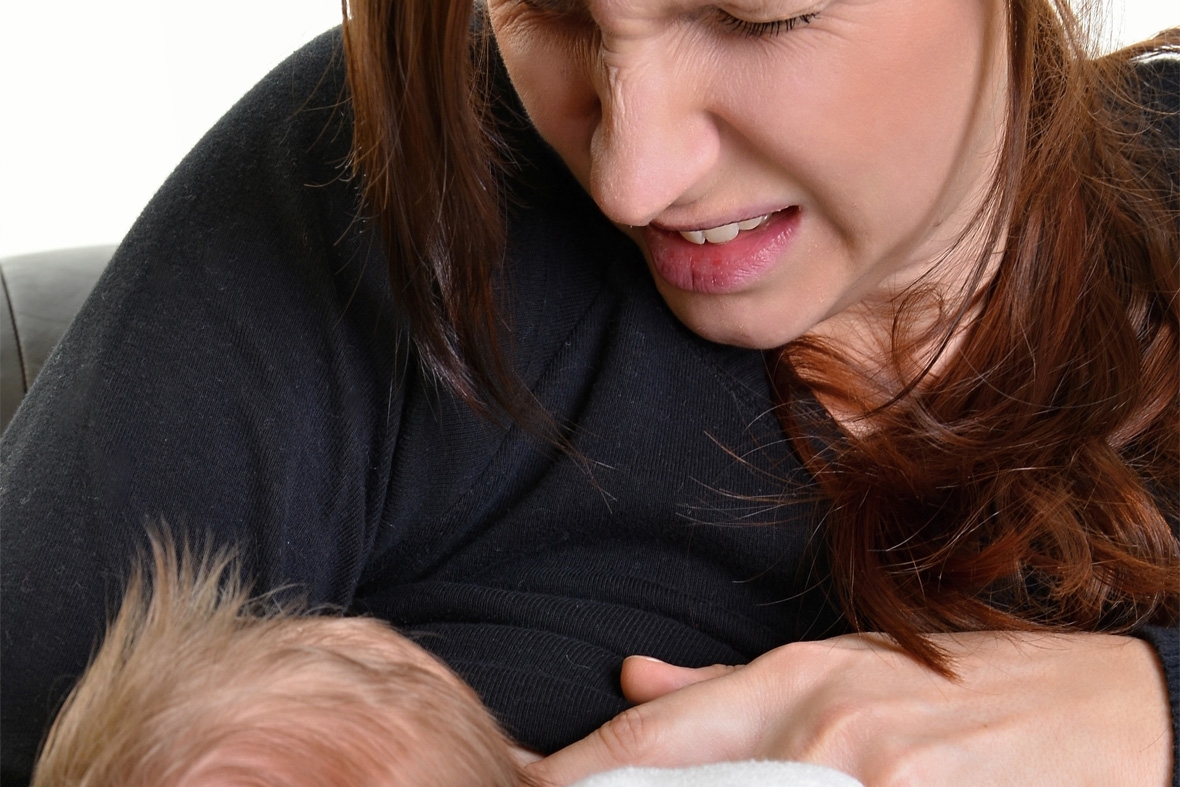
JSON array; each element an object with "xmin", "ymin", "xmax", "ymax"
[{"xmin": 523, "ymin": 0, "xmax": 588, "ymax": 14}]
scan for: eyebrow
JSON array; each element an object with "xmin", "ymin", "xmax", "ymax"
[{"xmin": 523, "ymin": 0, "xmax": 587, "ymax": 13}]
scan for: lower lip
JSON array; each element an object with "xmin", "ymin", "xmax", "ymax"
[{"xmin": 642, "ymin": 207, "xmax": 801, "ymax": 295}]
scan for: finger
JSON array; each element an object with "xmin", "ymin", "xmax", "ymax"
[
  {"xmin": 619, "ymin": 656, "xmax": 738, "ymax": 703},
  {"xmin": 526, "ymin": 670, "xmax": 761, "ymax": 786}
]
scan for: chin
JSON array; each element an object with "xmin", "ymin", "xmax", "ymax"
[
  {"xmin": 663, "ymin": 298, "xmax": 797, "ymax": 351},
  {"xmin": 649, "ymin": 263, "xmax": 826, "ymax": 351}
]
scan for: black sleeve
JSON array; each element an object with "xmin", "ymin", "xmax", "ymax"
[
  {"xmin": 0, "ymin": 30, "xmax": 409, "ymax": 783},
  {"xmin": 1134, "ymin": 626, "xmax": 1179, "ymax": 787}
]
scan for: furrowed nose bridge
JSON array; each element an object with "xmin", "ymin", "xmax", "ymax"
[{"xmin": 587, "ymin": 41, "xmax": 718, "ymax": 227}]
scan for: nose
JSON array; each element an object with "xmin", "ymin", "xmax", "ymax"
[{"xmin": 587, "ymin": 46, "xmax": 719, "ymax": 227}]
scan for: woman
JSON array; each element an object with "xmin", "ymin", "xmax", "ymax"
[{"xmin": 1, "ymin": 0, "xmax": 1175, "ymax": 784}]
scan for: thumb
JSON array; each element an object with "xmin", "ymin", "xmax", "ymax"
[
  {"xmin": 620, "ymin": 656, "xmax": 739, "ymax": 703},
  {"xmin": 525, "ymin": 663, "xmax": 761, "ymax": 786}
]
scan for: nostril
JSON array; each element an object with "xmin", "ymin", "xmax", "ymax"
[{"xmin": 587, "ymin": 126, "xmax": 720, "ymax": 229}]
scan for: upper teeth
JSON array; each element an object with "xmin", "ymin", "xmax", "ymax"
[{"xmin": 679, "ymin": 215, "xmax": 770, "ymax": 245}]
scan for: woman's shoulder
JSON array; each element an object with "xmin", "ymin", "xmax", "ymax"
[{"xmin": 136, "ymin": 27, "xmax": 357, "ymax": 251}]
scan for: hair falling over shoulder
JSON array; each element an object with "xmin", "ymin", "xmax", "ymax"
[
  {"xmin": 341, "ymin": 0, "xmax": 1179, "ymax": 671},
  {"xmin": 341, "ymin": 0, "xmax": 518, "ymax": 419}
]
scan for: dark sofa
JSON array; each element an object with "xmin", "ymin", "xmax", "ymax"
[{"xmin": 0, "ymin": 246, "xmax": 115, "ymax": 432}]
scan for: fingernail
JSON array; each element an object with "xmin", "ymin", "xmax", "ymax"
[{"xmin": 627, "ymin": 654, "xmax": 667, "ymax": 665}]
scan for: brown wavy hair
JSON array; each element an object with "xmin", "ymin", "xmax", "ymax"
[
  {"xmin": 775, "ymin": 3, "xmax": 1179, "ymax": 669},
  {"xmin": 342, "ymin": 0, "xmax": 516, "ymax": 419},
  {"xmin": 341, "ymin": 0, "xmax": 1179, "ymax": 670}
]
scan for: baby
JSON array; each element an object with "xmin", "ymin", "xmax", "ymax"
[
  {"xmin": 30, "ymin": 535, "xmax": 866, "ymax": 787},
  {"xmin": 30, "ymin": 535, "xmax": 532, "ymax": 787}
]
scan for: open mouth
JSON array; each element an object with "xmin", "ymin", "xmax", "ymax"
[{"xmin": 642, "ymin": 207, "xmax": 801, "ymax": 295}]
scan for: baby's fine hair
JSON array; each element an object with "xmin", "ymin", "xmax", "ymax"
[{"xmin": 31, "ymin": 533, "xmax": 527, "ymax": 787}]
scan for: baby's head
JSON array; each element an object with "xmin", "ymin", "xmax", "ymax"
[{"xmin": 32, "ymin": 536, "xmax": 527, "ymax": 787}]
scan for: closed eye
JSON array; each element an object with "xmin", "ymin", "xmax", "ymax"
[
  {"xmin": 511, "ymin": 0, "xmax": 818, "ymax": 39},
  {"xmin": 716, "ymin": 10, "xmax": 819, "ymax": 37}
]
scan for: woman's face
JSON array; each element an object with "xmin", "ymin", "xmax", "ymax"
[{"xmin": 486, "ymin": 0, "xmax": 1008, "ymax": 350}]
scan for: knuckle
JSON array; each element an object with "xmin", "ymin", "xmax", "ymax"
[
  {"xmin": 762, "ymin": 639, "xmax": 844, "ymax": 676},
  {"xmin": 793, "ymin": 698, "xmax": 872, "ymax": 762},
  {"xmin": 597, "ymin": 705, "xmax": 660, "ymax": 762},
  {"xmin": 870, "ymin": 743, "xmax": 940, "ymax": 787},
  {"xmin": 768, "ymin": 639, "xmax": 822, "ymax": 665}
]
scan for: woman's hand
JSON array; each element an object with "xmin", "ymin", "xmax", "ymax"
[{"xmin": 526, "ymin": 632, "xmax": 1173, "ymax": 786}]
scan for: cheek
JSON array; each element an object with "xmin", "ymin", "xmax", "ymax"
[{"xmin": 726, "ymin": 8, "xmax": 988, "ymax": 255}]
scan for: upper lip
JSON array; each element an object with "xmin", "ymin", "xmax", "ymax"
[{"xmin": 647, "ymin": 206, "xmax": 792, "ymax": 234}]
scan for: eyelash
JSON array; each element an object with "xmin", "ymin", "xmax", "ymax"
[{"xmin": 716, "ymin": 11, "xmax": 819, "ymax": 38}]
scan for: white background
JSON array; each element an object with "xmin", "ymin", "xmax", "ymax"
[{"xmin": 0, "ymin": 1, "xmax": 1177, "ymax": 258}]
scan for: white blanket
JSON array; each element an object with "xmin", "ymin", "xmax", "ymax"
[{"xmin": 569, "ymin": 762, "xmax": 864, "ymax": 787}]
